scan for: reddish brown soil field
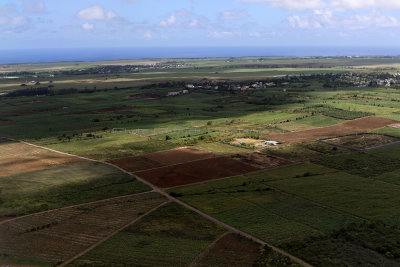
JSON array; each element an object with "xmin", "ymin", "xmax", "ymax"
[
  {"xmin": 193, "ymin": 233, "xmax": 261, "ymax": 267},
  {"xmin": 0, "ymin": 142, "xmax": 83, "ymax": 177},
  {"xmin": 135, "ymin": 156, "xmax": 260, "ymax": 188},
  {"xmin": 108, "ymin": 148, "xmax": 215, "ymax": 172},
  {"xmin": 267, "ymin": 117, "xmax": 397, "ymax": 144},
  {"xmin": 108, "ymin": 156, "xmax": 163, "ymax": 172},
  {"xmin": 231, "ymin": 152, "xmax": 293, "ymax": 169},
  {"xmin": 144, "ymin": 147, "xmax": 215, "ymax": 165}
]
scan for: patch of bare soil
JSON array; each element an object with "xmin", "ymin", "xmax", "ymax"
[
  {"xmin": 231, "ymin": 152, "xmax": 293, "ymax": 169},
  {"xmin": 266, "ymin": 117, "xmax": 397, "ymax": 144}
]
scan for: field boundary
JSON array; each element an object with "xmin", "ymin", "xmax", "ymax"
[
  {"xmin": 162, "ymin": 161, "xmax": 301, "ymax": 191},
  {"xmin": 134, "ymin": 173, "xmax": 313, "ymax": 267},
  {"xmin": 189, "ymin": 232, "xmax": 231, "ymax": 267},
  {"xmin": 5, "ymin": 138, "xmax": 313, "ymax": 267},
  {"xmin": 0, "ymin": 190, "xmax": 155, "ymax": 225},
  {"xmin": 318, "ymin": 132, "xmax": 400, "ymax": 151},
  {"xmin": 58, "ymin": 200, "xmax": 171, "ymax": 267}
]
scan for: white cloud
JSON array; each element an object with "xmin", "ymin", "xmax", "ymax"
[
  {"xmin": 208, "ymin": 31, "xmax": 234, "ymax": 38},
  {"xmin": 238, "ymin": 0, "xmax": 323, "ymax": 10},
  {"xmin": 0, "ymin": 14, "xmax": 29, "ymax": 33},
  {"xmin": 76, "ymin": 5, "xmax": 119, "ymax": 21},
  {"xmin": 23, "ymin": 0, "xmax": 46, "ymax": 14},
  {"xmin": 0, "ymin": 4, "xmax": 16, "ymax": 16},
  {"xmin": 106, "ymin": 10, "xmax": 118, "ymax": 20},
  {"xmin": 221, "ymin": 10, "xmax": 248, "ymax": 20},
  {"xmin": 158, "ymin": 15, "xmax": 177, "ymax": 27},
  {"xmin": 249, "ymin": 31, "xmax": 261, "ymax": 37},
  {"xmin": 82, "ymin": 22, "xmax": 94, "ymax": 31},
  {"xmin": 239, "ymin": 0, "xmax": 400, "ymax": 10},
  {"xmin": 76, "ymin": 6, "xmax": 105, "ymax": 20},
  {"xmin": 331, "ymin": 0, "xmax": 400, "ymax": 10},
  {"xmin": 157, "ymin": 9, "xmax": 211, "ymax": 29},
  {"xmin": 188, "ymin": 19, "xmax": 199, "ymax": 28},
  {"xmin": 143, "ymin": 30, "xmax": 152, "ymax": 39},
  {"xmin": 288, "ymin": 9, "xmax": 400, "ymax": 29}
]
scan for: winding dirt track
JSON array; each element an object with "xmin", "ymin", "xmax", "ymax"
[{"xmin": 3, "ymin": 138, "xmax": 313, "ymax": 267}]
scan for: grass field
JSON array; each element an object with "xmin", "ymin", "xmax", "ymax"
[
  {"xmin": 0, "ymin": 141, "xmax": 82, "ymax": 176},
  {"xmin": 0, "ymin": 161, "xmax": 151, "ymax": 216},
  {"xmin": 70, "ymin": 202, "xmax": 226, "ymax": 267},
  {"xmin": 315, "ymin": 150, "xmax": 400, "ymax": 177},
  {"xmin": 266, "ymin": 171, "xmax": 400, "ymax": 223}
]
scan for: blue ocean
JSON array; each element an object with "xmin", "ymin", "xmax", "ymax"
[{"xmin": 1, "ymin": 46, "xmax": 400, "ymax": 64}]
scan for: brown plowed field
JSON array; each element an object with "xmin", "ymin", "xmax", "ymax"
[
  {"xmin": 193, "ymin": 233, "xmax": 261, "ymax": 267},
  {"xmin": 231, "ymin": 152, "xmax": 293, "ymax": 169},
  {"xmin": 108, "ymin": 148, "xmax": 215, "ymax": 172},
  {"xmin": 0, "ymin": 142, "xmax": 83, "ymax": 177},
  {"xmin": 266, "ymin": 117, "xmax": 397, "ymax": 144},
  {"xmin": 135, "ymin": 157, "xmax": 260, "ymax": 188}
]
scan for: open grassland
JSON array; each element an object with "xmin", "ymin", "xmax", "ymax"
[
  {"xmin": 167, "ymin": 164, "xmax": 361, "ymax": 245},
  {"xmin": 0, "ymin": 141, "xmax": 82, "ymax": 176},
  {"xmin": 0, "ymin": 192, "xmax": 167, "ymax": 266},
  {"xmin": 35, "ymin": 131, "xmax": 156, "ymax": 160},
  {"xmin": 263, "ymin": 141, "xmax": 352, "ymax": 162},
  {"xmin": 0, "ymin": 161, "xmax": 151, "ymax": 216},
  {"xmin": 194, "ymin": 141, "xmax": 252, "ymax": 154},
  {"xmin": 372, "ymin": 126, "xmax": 400, "ymax": 137},
  {"xmin": 70, "ymin": 202, "xmax": 226, "ymax": 267}
]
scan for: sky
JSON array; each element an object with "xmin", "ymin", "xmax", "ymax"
[{"xmin": 1, "ymin": 0, "xmax": 400, "ymax": 49}]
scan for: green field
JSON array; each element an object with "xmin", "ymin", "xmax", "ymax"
[
  {"xmin": 70, "ymin": 203, "xmax": 226, "ymax": 266},
  {"xmin": 0, "ymin": 161, "xmax": 151, "ymax": 216},
  {"xmin": 167, "ymin": 164, "xmax": 362, "ymax": 244}
]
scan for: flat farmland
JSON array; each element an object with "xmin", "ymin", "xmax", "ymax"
[
  {"xmin": 108, "ymin": 147, "xmax": 215, "ymax": 172},
  {"xmin": 0, "ymin": 161, "xmax": 151, "ymax": 216},
  {"xmin": 266, "ymin": 171, "xmax": 400, "ymax": 222},
  {"xmin": 193, "ymin": 233, "xmax": 261, "ymax": 267},
  {"xmin": 267, "ymin": 117, "xmax": 397, "ymax": 144},
  {"xmin": 70, "ymin": 203, "xmax": 226, "ymax": 267},
  {"xmin": 167, "ymin": 165, "xmax": 361, "ymax": 244},
  {"xmin": 135, "ymin": 156, "xmax": 260, "ymax": 188},
  {"xmin": 0, "ymin": 141, "xmax": 82, "ymax": 176},
  {"xmin": 0, "ymin": 192, "xmax": 167, "ymax": 266}
]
